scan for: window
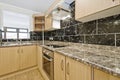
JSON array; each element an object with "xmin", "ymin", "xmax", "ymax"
[
  {"xmin": 6, "ymin": 32, "xmax": 17, "ymax": 39},
  {"xmin": 2, "ymin": 10, "xmax": 30, "ymax": 39},
  {"xmin": 19, "ymin": 29, "xmax": 29, "ymax": 39},
  {"xmin": 3, "ymin": 27, "xmax": 29, "ymax": 39}
]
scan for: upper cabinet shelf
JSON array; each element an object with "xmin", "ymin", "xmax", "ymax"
[
  {"xmin": 75, "ymin": 0, "xmax": 120, "ymax": 22},
  {"xmin": 33, "ymin": 16, "xmax": 45, "ymax": 31}
]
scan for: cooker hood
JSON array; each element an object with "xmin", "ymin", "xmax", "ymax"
[{"xmin": 52, "ymin": 0, "xmax": 74, "ymax": 20}]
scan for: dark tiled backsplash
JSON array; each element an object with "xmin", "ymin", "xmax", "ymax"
[{"xmin": 30, "ymin": 14, "xmax": 120, "ymax": 46}]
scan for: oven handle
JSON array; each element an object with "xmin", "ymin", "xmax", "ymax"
[{"xmin": 43, "ymin": 55, "xmax": 53, "ymax": 62}]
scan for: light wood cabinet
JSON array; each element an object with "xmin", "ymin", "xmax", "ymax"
[
  {"xmin": 54, "ymin": 52, "xmax": 91, "ymax": 80},
  {"xmin": 0, "ymin": 47, "xmax": 19, "ymax": 76},
  {"xmin": 66, "ymin": 57, "xmax": 77, "ymax": 80},
  {"xmin": 54, "ymin": 52, "xmax": 66, "ymax": 80},
  {"xmin": 94, "ymin": 69, "xmax": 120, "ymax": 80},
  {"xmin": 33, "ymin": 16, "xmax": 45, "ymax": 31},
  {"xmin": 45, "ymin": 15, "xmax": 52, "ymax": 30},
  {"xmin": 66, "ymin": 57, "xmax": 91, "ymax": 80},
  {"xmin": 37, "ymin": 46, "xmax": 42, "ymax": 71},
  {"xmin": 75, "ymin": 0, "xmax": 120, "ymax": 22},
  {"xmin": 94, "ymin": 69, "xmax": 109, "ymax": 80},
  {"xmin": 20, "ymin": 45, "xmax": 37, "ymax": 69},
  {"xmin": 0, "ymin": 45, "xmax": 37, "ymax": 76},
  {"xmin": 110, "ymin": 75, "xmax": 120, "ymax": 80}
]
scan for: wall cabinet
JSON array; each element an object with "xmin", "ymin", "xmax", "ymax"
[
  {"xmin": 0, "ymin": 47, "xmax": 19, "ymax": 76},
  {"xmin": 45, "ymin": 15, "xmax": 52, "ymax": 30},
  {"xmin": 0, "ymin": 45, "xmax": 37, "ymax": 76},
  {"xmin": 75, "ymin": 0, "xmax": 120, "ymax": 22},
  {"xmin": 33, "ymin": 16, "xmax": 45, "ymax": 31},
  {"xmin": 54, "ymin": 52, "xmax": 91, "ymax": 80}
]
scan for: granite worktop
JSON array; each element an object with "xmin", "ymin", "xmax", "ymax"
[
  {"xmin": 0, "ymin": 40, "xmax": 120, "ymax": 77},
  {"xmin": 43, "ymin": 41, "xmax": 120, "ymax": 77},
  {"xmin": 0, "ymin": 41, "xmax": 40, "ymax": 47}
]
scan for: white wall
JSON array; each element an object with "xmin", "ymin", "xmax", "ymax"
[{"xmin": 0, "ymin": 2, "xmax": 41, "ymax": 31}]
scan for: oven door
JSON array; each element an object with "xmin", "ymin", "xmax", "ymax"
[{"xmin": 43, "ymin": 53, "xmax": 54, "ymax": 80}]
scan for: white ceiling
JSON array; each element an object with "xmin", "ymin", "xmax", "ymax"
[{"xmin": 0, "ymin": 0, "xmax": 56, "ymax": 13}]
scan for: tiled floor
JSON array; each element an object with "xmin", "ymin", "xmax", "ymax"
[{"xmin": 1, "ymin": 69, "xmax": 44, "ymax": 80}]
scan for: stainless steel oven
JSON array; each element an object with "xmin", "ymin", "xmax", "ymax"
[{"xmin": 42, "ymin": 48, "xmax": 54, "ymax": 80}]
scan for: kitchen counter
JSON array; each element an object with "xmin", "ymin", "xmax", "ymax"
[
  {"xmin": 0, "ymin": 41, "xmax": 41, "ymax": 47},
  {"xmin": 43, "ymin": 41, "xmax": 120, "ymax": 78},
  {"xmin": 0, "ymin": 41, "xmax": 120, "ymax": 77}
]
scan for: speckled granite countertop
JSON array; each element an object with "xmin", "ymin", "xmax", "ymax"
[
  {"xmin": 0, "ymin": 41, "xmax": 40, "ymax": 47},
  {"xmin": 43, "ymin": 41, "xmax": 120, "ymax": 78},
  {"xmin": 0, "ymin": 41, "xmax": 120, "ymax": 77}
]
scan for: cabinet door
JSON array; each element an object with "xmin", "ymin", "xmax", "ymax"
[
  {"xmin": 94, "ymin": 69, "xmax": 109, "ymax": 80},
  {"xmin": 66, "ymin": 57, "xmax": 91, "ymax": 80},
  {"xmin": 54, "ymin": 53, "xmax": 65, "ymax": 80},
  {"xmin": 0, "ymin": 47, "xmax": 19, "ymax": 76},
  {"xmin": 75, "ymin": 0, "xmax": 120, "ymax": 20},
  {"xmin": 45, "ymin": 15, "xmax": 52, "ymax": 30},
  {"xmin": 110, "ymin": 75, "xmax": 120, "ymax": 80},
  {"xmin": 37, "ymin": 46, "xmax": 42, "ymax": 70},
  {"xmin": 20, "ymin": 45, "xmax": 37, "ymax": 69},
  {"xmin": 66, "ymin": 57, "xmax": 77, "ymax": 80}
]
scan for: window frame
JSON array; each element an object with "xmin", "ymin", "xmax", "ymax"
[{"xmin": 3, "ymin": 27, "xmax": 29, "ymax": 39}]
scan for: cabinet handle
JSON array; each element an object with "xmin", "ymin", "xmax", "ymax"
[
  {"xmin": 112, "ymin": 0, "xmax": 115, "ymax": 2},
  {"xmin": 17, "ymin": 49, "xmax": 20, "ymax": 53},
  {"xmin": 61, "ymin": 59, "xmax": 64, "ymax": 71},
  {"xmin": 67, "ymin": 62, "xmax": 70, "ymax": 75},
  {"xmin": 21, "ymin": 49, "xmax": 23, "ymax": 53}
]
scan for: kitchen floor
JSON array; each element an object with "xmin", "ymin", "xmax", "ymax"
[{"xmin": 0, "ymin": 69, "xmax": 44, "ymax": 80}]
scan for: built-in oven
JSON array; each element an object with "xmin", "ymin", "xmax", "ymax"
[{"xmin": 42, "ymin": 48, "xmax": 54, "ymax": 80}]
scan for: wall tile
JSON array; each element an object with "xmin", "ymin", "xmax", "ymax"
[
  {"xmin": 86, "ymin": 34, "xmax": 115, "ymax": 46},
  {"xmin": 77, "ymin": 21, "xmax": 96, "ymax": 34},
  {"xmin": 70, "ymin": 35, "xmax": 84, "ymax": 43},
  {"xmin": 98, "ymin": 14, "xmax": 120, "ymax": 34},
  {"xmin": 116, "ymin": 34, "xmax": 120, "ymax": 46},
  {"xmin": 63, "ymin": 36, "xmax": 70, "ymax": 42},
  {"xmin": 65, "ymin": 25, "xmax": 77, "ymax": 35}
]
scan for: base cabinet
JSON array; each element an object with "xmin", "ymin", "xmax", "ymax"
[
  {"xmin": 94, "ymin": 69, "xmax": 120, "ymax": 80},
  {"xmin": 54, "ymin": 53, "xmax": 66, "ymax": 80},
  {"xmin": 54, "ymin": 52, "xmax": 92, "ymax": 80},
  {"xmin": 20, "ymin": 45, "xmax": 37, "ymax": 69},
  {"xmin": 66, "ymin": 57, "xmax": 91, "ymax": 80},
  {"xmin": 110, "ymin": 75, "xmax": 120, "ymax": 80},
  {"xmin": 0, "ymin": 45, "xmax": 37, "ymax": 76},
  {"xmin": 0, "ymin": 47, "xmax": 19, "ymax": 76}
]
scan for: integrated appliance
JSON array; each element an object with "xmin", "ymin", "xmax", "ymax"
[{"xmin": 42, "ymin": 48, "xmax": 54, "ymax": 80}]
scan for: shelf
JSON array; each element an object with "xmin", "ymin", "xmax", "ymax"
[
  {"xmin": 33, "ymin": 15, "xmax": 45, "ymax": 31},
  {"xmin": 35, "ymin": 22, "xmax": 45, "ymax": 25}
]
